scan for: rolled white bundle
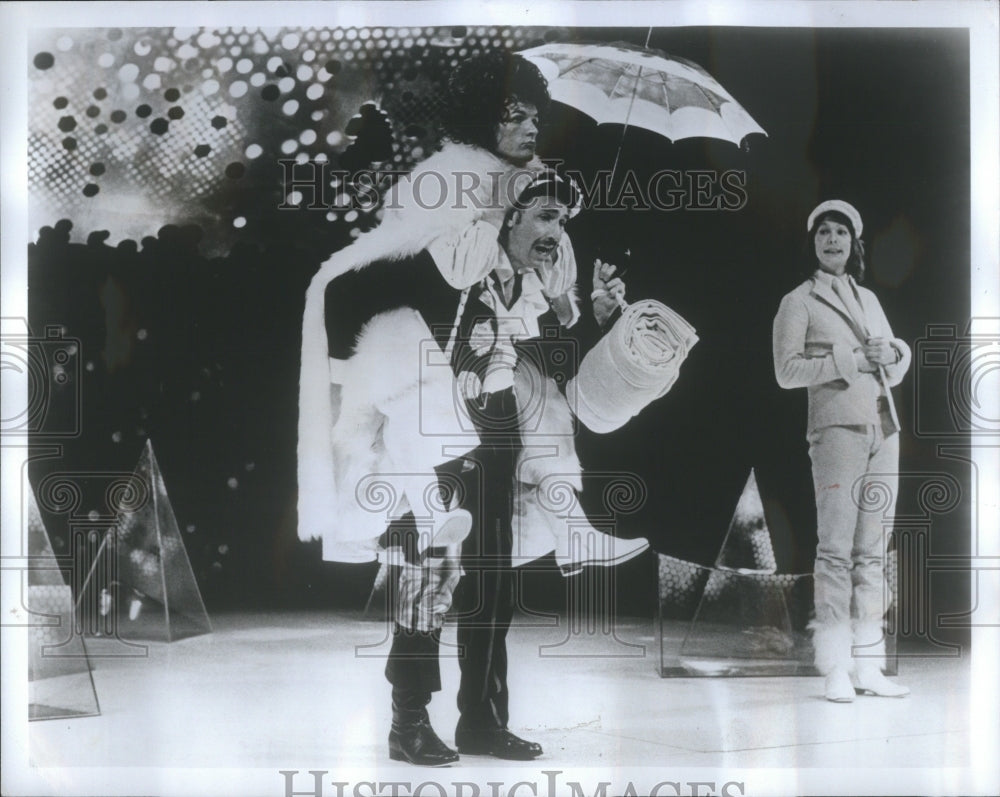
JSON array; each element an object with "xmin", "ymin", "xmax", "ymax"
[{"xmin": 567, "ymin": 299, "xmax": 697, "ymax": 433}]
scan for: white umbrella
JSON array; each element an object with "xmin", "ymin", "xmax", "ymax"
[{"xmin": 519, "ymin": 40, "xmax": 766, "ymax": 147}]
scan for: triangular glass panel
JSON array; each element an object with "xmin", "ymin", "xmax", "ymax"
[
  {"xmin": 678, "ymin": 470, "xmax": 809, "ymax": 673},
  {"xmin": 658, "ymin": 470, "xmax": 814, "ymax": 676},
  {"xmin": 26, "ymin": 486, "xmax": 101, "ymax": 720},
  {"xmin": 78, "ymin": 440, "xmax": 211, "ymax": 642}
]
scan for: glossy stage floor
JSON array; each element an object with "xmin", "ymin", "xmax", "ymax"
[{"xmin": 19, "ymin": 607, "xmax": 987, "ymax": 797}]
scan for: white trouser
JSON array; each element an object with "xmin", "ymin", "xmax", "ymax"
[{"xmin": 809, "ymin": 423, "xmax": 898, "ymax": 629}]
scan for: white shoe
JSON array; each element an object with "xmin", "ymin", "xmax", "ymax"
[
  {"xmin": 852, "ymin": 663, "xmax": 910, "ymax": 697},
  {"xmin": 556, "ymin": 530, "xmax": 649, "ymax": 576},
  {"xmin": 824, "ymin": 668, "xmax": 855, "ymax": 702}
]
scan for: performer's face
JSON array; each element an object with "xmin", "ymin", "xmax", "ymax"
[
  {"xmin": 494, "ymin": 100, "xmax": 539, "ymax": 164},
  {"xmin": 814, "ymin": 218, "xmax": 852, "ymax": 275},
  {"xmin": 505, "ymin": 198, "xmax": 570, "ymax": 273}
]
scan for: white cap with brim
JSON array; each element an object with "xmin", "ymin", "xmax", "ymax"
[{"xmin": 807, "ymin": 199, "xmax": 863, "ymax": 237}]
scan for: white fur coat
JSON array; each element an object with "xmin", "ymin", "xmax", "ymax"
[{"xmin": 296, "ymin": 143, "xmax": 582, "ymax": 561}]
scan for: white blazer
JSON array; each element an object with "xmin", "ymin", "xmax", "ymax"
[{"xmin": 773, "ymin": 271, "xmax": 911, "ymax": 434}]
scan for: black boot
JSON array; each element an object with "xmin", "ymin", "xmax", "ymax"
[
  {"xmin": 454, "ymin": 725, "xmax": 543, "ymax": 760},
  {"xmin": 388, "ymin": 689, "xmax": 459, "ymax": 767}
]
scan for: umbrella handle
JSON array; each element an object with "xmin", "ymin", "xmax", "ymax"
[
  {"xmin": 614, "ymin": 262, "xmax": 630, "ymax": 311},
  {"xmin": 594, "ymin": 258, "xmax": 630, "ymax": 311}
]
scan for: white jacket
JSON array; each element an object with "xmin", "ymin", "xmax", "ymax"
[{"xmin": 773, "ymin": 272, "xmax": 910, "ymax": 435}]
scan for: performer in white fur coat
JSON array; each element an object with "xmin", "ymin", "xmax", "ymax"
[{"xmin": 297, "ymin": 67, "xmax": 643, "ymax": 573}]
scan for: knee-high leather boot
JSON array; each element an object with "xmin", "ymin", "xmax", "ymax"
[{"xmin": 388, "ymin": 688, "xmax": 459, "ymax": 766}]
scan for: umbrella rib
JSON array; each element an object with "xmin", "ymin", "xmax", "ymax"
[
  {"xmin": 609, "ymin": 62, "xmax": 643, "ymax": 191},
  {"xmin": 557, "ymin": 55, "xmax": 614, "ymax": 79},
  {"xmin": 692, "ymin": 83, "xmax": 727, "ymax": 112},
  {"xmin": 650, "ymin": 72, "xmax": 672, "ymax": 114},
  {"xmin": 555, "ymin": 55, "xmax": 601, "ymax": 78}
]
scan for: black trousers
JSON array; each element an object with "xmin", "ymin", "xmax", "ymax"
[
  {"xmin": 384, "ymin": 625, "xmax": 443, "ymax": 693},
  {"xmin": 384, "ymin": 388, "xmax": 520, "ymax": 731}
]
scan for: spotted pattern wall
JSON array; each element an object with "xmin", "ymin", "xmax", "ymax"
[{"xmin": 28, "ymin": 25, "xmax": 562, "ymax": 254}]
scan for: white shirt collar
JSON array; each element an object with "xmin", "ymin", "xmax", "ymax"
[{"xmin": 813, "ymin": 269, "xmax": 854, "ymax": 288}]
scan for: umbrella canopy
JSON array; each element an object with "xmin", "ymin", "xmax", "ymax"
[{"xmin": 519, "ymin": 41, "xmax": 766, "ymax": 146}]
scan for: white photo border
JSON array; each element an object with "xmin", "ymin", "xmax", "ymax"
[{"xmin": 2, "ymin": 2, "xmax": 998, "ymax": 796}]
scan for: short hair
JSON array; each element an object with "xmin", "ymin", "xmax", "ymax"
[
  {"xmin": 804, "ymin": 209, "xmax": 867, "ymax": 282},
  {"xmin": 443, "ymin": 51, "xmax": 550, "ymax": 152}
]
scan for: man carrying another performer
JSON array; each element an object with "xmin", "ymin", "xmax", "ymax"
[{"xmin": 297, "ymin": 52, "xmax": 691, "ymax": 767}]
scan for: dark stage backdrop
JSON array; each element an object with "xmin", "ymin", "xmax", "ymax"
[{"xmin": 26, "ymin": 25, "xmax": 971, "ymax": 625}]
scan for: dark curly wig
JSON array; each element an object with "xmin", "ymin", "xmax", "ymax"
[
  {"xmin": 442, "ymin": 51, "xmax": 550, "ymax": 153},
  {"xmin": 803, "ymin": 209, "xmax": 867, "ymax": 282}
]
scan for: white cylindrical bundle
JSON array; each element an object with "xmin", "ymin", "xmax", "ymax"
[{"xmin": 567, "ymin": 299, "xmax": 698, "ymax": 433}]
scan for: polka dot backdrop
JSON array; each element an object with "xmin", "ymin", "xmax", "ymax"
[{"xmin": 28, "ymin": 25, "xmax": 559, "ymax": 255}]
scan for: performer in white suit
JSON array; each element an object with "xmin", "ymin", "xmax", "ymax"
[{"xmin": 773, "ymin": 200, "xmax": 911, "ymax": 702}]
